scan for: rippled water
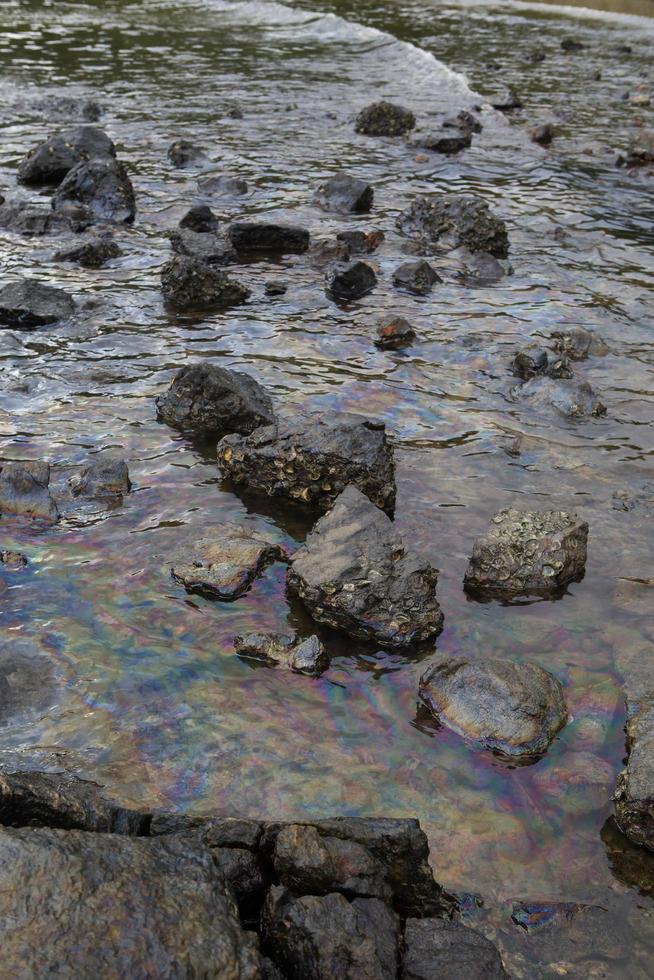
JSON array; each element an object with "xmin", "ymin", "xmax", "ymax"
[{"xmin": 1, "ymin": 0, "xmax": 654, "ymax": 972}]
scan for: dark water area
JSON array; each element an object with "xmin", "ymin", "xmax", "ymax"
[{"xmin": 0, "ymin": 0, "xmax": 654, "ymax": 973}]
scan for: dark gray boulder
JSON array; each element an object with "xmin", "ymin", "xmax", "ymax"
[
  {"xmin": 53, "ymin": 235, "xmax": 122, "ymax": 268},
  {"xmin": 418, "ymin": 657, "xmax": 569, "ymax": 760},
  {"xmin": 234, "ymin": 633, "xmax": 329, "ymax": 676},
  {"xmin": 403, "ymin": 918, "xmax": 509, "ymax": 980},
  {"xmin": 169, "ymin": 228, "xmax": 238, "ymax": 266},
  {"xmin": 198, "ymin": 174, "xmax": 248, "ymax": 196},
  {"xmin": 160, "ymin": 255, "xmax": 250, "ymax": 310},
  {"xmin": 0, "ymin": 827, "xmax": 261, "ymax": 978},
  {"xmin": 155, "ymin": 362, "xmax": 274, "ymax": 438},
  {"xmin": 392, "ymin": 260, "xmax": 441, "ymax": 295},
  {"xmin": 614, "ymin": 699, "xmax": 654, "ymax": 850},
  {"xmin": 0, "ymin": 280, "xmax": 74, "ymax": 329},
  {"xmin": 68, "ymin": 457, "xmax": 131, "ymax": 497},
  {"xmin": 167, "ymin": 139, "xmax": 207, "ymax": 167},
  {"xmin": 0, "ymin": 461, "xmax": 59, "ymax": 521},
  {"xmin": 464, "ymin": 507, "xmax": 588, "ymax": 598},
  {"xmin": 375, "ymin": 316, "xmax": 416, "ymax": 350},
  {"xmin": 0, "ymin": 199, "xmax": 92, "ymax": 236},
  {"xmin": 355, "ymin": 101, "xmax": 416, "ymax": 136},
  {"xmin": 171, "ymin": 524, "xmax": 286, "ymax": 600},
  {"xmin": 179, "ymin": 204, "xmax": 220, "ymax": 233},
  {"xmin": 217, "ymin": 412, "xmax": 395, "ymax": 514},
  {"xmin": 313, "ymin": 174, "xmax": 374, "ymax": 214},
  {"xmin": 150, "ymin": 812, "xmax": 264, "ymax": 848},
  {"xmin": 326, "ymin": 260, "xmax": 377, "ymax": 302},
  {"xmin": 17, "ymin": 126, "xmax": 115, "ymax": 186},
  {"xmin": 52, "ymin": 157, "xmax": 136, "ymax": 223},
  {"xmin": 287, "ymin": 485, "xmax": 443, "ymax": 649},
  {"xmin": 397, "ymin": 195, "xmax": 509, "ymax": 258},
  {"xmin": 510, "ymin": 375, "xmax": 606, "ymax": 418},
  {"xmin": 228, "ymin": 222, "xmax": 309, "ymax": 255}
]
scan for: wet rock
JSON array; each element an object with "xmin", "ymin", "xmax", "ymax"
[
  {"xmin": 52, "ymin": 157, "xmax": 136, "ymax": 223},
  {"xmin": 336, "ymin": 229, "xmax": 385, "ymax": 254},
  {"xmin": 160, "ymin": 255, "xmax": 250, "ymax": 310},
  {"xmin": 17, "ymin": 126, "xmax": 115, "ymax": 186},
  {"xmin": 234, "ymin": 633, "xmax": 329, "ymax": 676},
  {"xmin": 561, "ymin": 37, "xmax": 585, "ymax": 52},
  {"xmin": 0, "ymin": 280, "xmax": 74, "ymax": 329},
  {"xmin": 403, "ymin": 917, "xmax": 509, "ymax": 980},
  {"xmin": 313, "ymin": 173, "xmax": 374, "ymax": 214},
  {"xmin": 212, "ymin": 846, "xmax": 267, "ymax": 918},
  {"xmin": 0, "ymin": 644, "xmax": 58, "ymax": 725},
  {"xmin": 548, "ymin": 325, "xmax": 608, "ymax": 360},
  {"xmin": 326, "ymin": 260, "xmax": 377, "ymax": 302},
  {"xmin": 265, "ymin": 280, "xmax": 288, "ymax": 296},
  {"xmin": 32, "ymin": 96, "xmax": 103, "ymax": 122},
  {"xmin": 179, "ymin": 204, "xmax": 220, "ymax": 233},
  {"xmin": 0, "ymin": 461, "xmax": 59, "ymax": 521},
  {"xmin": 614, "ymin": 699, "xmax": 654, "ymax": 850},
  {"xmin": 217, "ymin": 412, "xmax": 396, "ymax": 514},
  {"xmin": 169, "ymin": 228, "xmax": 238, "ymax": 266},
  {"xmin": 355, "ymin": 101, "xmax": 416, "ymax": 137},
  {"xmin": 228, "ymin": 222, "xmax": 309, "ymax": 255},
  {"xmin": 156, "ymin": 362, "xmax": 274, "ymax": 437},
  {"xmin": 53, "ymin": 235, "xmax": 122, "ymax": 268},
  {"xmin": 510, "ymin": 375, "xmax": 606, "ymax": 418},
  {"xmin": 375, "ymin": 316, "xmax": 416, "ymax": 350},
  {"xmin": 530, "ymin": 123, "xmax": 555, "ymax": 146},
  {"xmin": 459, "ymin": 250, "xmax": 510, "ymax": 285},
  {"xmin": 397, "ymin": 195, "xmax": 509, "ymax": 258},
  {"xmin": 511, "ymin": 901, "xmax": 594, "ymax": 932},
  {"xmin": 308, "ymin": 238, "xmax": 351, "ymax": 269},
  {"xmin": 408, "ymin": 114, "xmax": 475, "ymax": 154},
  {"xmin": 167, "ymin": 139, "xmax": 207, "ymax": 167},
  {"xmin": 490, "ymin": 87, "xmax": 523, "ymax": 112},
  {"xmin": 68, "ymin": 457, "xmax": 131, "ymax": 497},
  {"xmin": 262, "ymin": 886, "xmax": 400, "ymax": 979},
  {"xmin": 171, "ymin": 525, "xmax": 285, "ymax": 601},
  {"xmin": 197, "ymin": 174, "xmax": 249, "ymax": 196},
  {"xmin": 0, "ymin": 199, "xmax": 92, "ymax": 236},
  {"xmin": 418, "ymin": 657, "xmax": 568, "ymax": 760},
  {"xmin": 287, "ymin": 485, "xmax": 443, "ymax": 649},
  {"xmin": 511, "ymin": 347, "xmax": 572, "ymax": 381},
  {"xmin": 464, "ymin": 507, "xmax": 588, "ymax": 598},
  {"xmin": 620, "ymin": 130, "xmax": 654, "ymax": 167},
  {"xmin": 445, "ymin": 109, "xmax": 483, "ymax": 135},
  {"xmin": 392, "ymin": 260, "xmax": 441, "ymax": 295},
  {"xmin": 150, "ymin": 812, "xmax": 263, "ymax": 848},
  {"xmin": 272, "ymin": 823, "xmax": 390, "ymax": 898},
  {"xmin": 0, "ymin": 827, "xmax": 261, "ymax": 977},
  {"xmin": 0, "ymin": 550, "xmax": 28, "ymax": 570}
]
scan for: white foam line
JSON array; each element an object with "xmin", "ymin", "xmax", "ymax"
[{"xmin": 448, "ymin": 0, "xmax": 654, "ymax": 29}]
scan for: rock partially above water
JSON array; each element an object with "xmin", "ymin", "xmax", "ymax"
[
  {"xmin": 548, "ymin": 325, "xmax": 608, "ymax": 360},
  {"xmin": 156, "ymin": 362, "xmax": 274, "ymax": 438},
  {"xmin": 228, "ymin": 222, "xmax": 310, "ymax": 255},
  {"xmin": 217, "ymin": 412, "xmax": 396, "ymax": 514},
  {"xmin": 52, "ymin": 157, "xmax": 136, "ymax": 223},
  {"xmin": 336, "ymin": 229, "xmax": 385, "ymax": 254},
  {"xmin": 419, "ymin": 657, "xmax": 568, "ymax": 760},
  {"xmin": 326, "ymin": 260, "xmax": 377, "ymax": 302},
  {"xmin": 464, "ymin": 507, "xmax": 588, "ymax": 598},
  {"xmin": 0, "ymin": 199, "xmax": 92, "ymax": 236},
  {"xmin": 397, "ymin": 195, "xmax": 509, "ymax": 258},
  {"xmin": 167, "ymin": 139, "xmax": 207, "ymax": 167},
  {"xmin": 375, "ymin": 316, "xmax": 416, "ymax": 350},
  {"xmin": 530, "ymin": 123, "xmax": 555, "ymax": 146},
  {"xmin": 234, "ymin": 633, "xmax": 329, "ymax": 676},
  {"xmin": 0, "ymin": 462, "xmax": 59, "ymax": 522},
  {"xmin": 355, "ymin": 101, "xmax": 416, "ymax": 136},
  {"xmin": 160, "ymin": 255, "xmax": 250, "ymax": 310},
  {"xmin": 169, "ymin": 228, "xmax": 238, "ymax": 266},
  {"xmin": 179, "ymin": 204, "xmax": 220, "ymax": 233},
  {"xmin": 614, "ymin": 699, "xmax": 654, "ymax": 850},
  {"xmin": 287, "ymin": 485, "xmax": 443, "ymax": 649},
  {"xmin": 511, "ymin": 347, "xmax": 572, "ymax": 381},
  {"xmin": 17, "ymin": 126, "xmax": 115, "ymax": 186},
  {"xmin": 313, "ymin": 173, "xmax": 374, "ymax": 214},
  {"xmin": 392, "ymin": 259, "xmax": 441, "ymax": 295},
  {"xmin": 403, "ymin": 917, "xmax": 509, "ymax": 980},
  {"xmin": 197, "ymin": 174, "xmax": 249, "ymax": 197},
  {"xmin": 511, "ymin": 375, "xmax": 606, "ymax": 418},
  {"xmin": 171, "ymin": 524, "xmax": 286, "ymax": 600},
  {"xmin": 54, "ymin": 235, "xmax": 122, "ymax": 268},
  {"xmin": 68, "ymin": 457, "xmax": 131, "ymax": 498},
  {"xmin": 0, "ymin": 280, "xmax": 74, "ymax": 329}
]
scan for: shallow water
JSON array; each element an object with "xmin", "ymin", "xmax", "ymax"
[{"xmin": 1, "ymin": 0, "xmax": 654, "ymax": 972}]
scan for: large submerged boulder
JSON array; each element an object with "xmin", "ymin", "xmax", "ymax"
[
  {"xmin": 171, "ymin": 524, "xmax": 286, "ymax": 600},
  {"xmin": 614, "ymin": 699, "xmax": 654, "ymax": 850},
  {"xmin": 217, "ymin": 413, "xmax": 396, "ymax": 514},
  {"xmin": 161, "ymin": 255, "xmax": 250, "ymax": 310},
  {"xmin": 17, "ymin": 126, "xmax": 115, "ymax": 186},
  {"xmin": 0, "ymin": 461, "xmax": 59, "ymax": 521},
  {"xmin": 403, "ymin": 917, "xmax": 509, "ymax": 980},
  {"xmin": 464, "ymin": 507, "xmax": 588, "ymax": 598},
  {"xmin": 228, "ymin": 222, "xmax": 310, "ymax": 256},
  {"xmin": 52, "ymin": 157, "xmax": 136, "ymax": 223},
  {"xmin": 287, "ymin": 485, "xmax": 443, "ymax": 649},
  {"xmin": 418, "ymin": 657, "xmax": 569, "ymax": 760},
  {"xmin": 234, "ymin": 633, "xmax": 329, "ymax": 676},
  {"xmin": 155, "ymin": 362, "xmax": 274, "ymax": 438},
  {"xmin": 0, "ymin": 280, "xmax": 74, "ymax": 329},
  {"xmin": 397, "ymin": 195, "xmax": 509, "ymax": 258},
  {"xmin": 355, "ymin": 101, "xmax": 416, "ymax": 136},
  {"xmin": 510, "ymin": 375, "xmax": 606, "ymax": 418},
  {"xmin": 313, "ymin": 173, "xmax": 374, "ymax": 214}
]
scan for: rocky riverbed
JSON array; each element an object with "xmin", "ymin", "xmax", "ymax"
[{"xmin": 1, "ymin": 0, "xmax": 654, "ymax": 975}]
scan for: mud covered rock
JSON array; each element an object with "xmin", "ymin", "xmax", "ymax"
[
  {"xmin": 313, "ymin": 173, "xmax": 374, "ymax": 214},
  {"xmin": 53, "ymin": 234, "xmax": 122, "ymax": 268},
  {"xmin": 228, "ymin": 222, "xmax": 309, "ymax": 255},
  {"xmin": 397, "ymin": 195, "xmax": 509, "ymax": 258},
  {"xmin": 418, "ymin": 657, "xmax": 568, "ymax": 760},
  {"xmin": 375, "ymin": 316, "xmax": 416, "ymax": 350},
  {"xmin": 171, "ymin": 524, "xmax": 286, "ymax": 600},
  {"xmin": 17, "ymin": 126, "xmax": 115, "ymax": 186},
  {"xmin": 548, "ymin": 325, "xmax": 608, "ymax": 360},
  {"xmin": 287, "ymin": 485, "xmax": 443, "ymax": 649},
  {"xmin": 169, "ymin": 228, "xmax": 238, "ymax": 266},
  {"xmin": 326, "ymin": 260, "xmax": 377, "ymax": 301},
  {"xmin": 0, "ymin": 461, "xmax": 59, "ymax": 521},
  {"xmin": 0, "ymin": 280, "xmax": 74, "ymax": 329},
  {"xmin": 198, "ymin": 174, "xmax": 249, "ymax": 196},
  {"xmin": 510, "ymin": 375, "xmax": 606, "ymax": 418},
  {"xmin": 392, "ymin": 260, "xmax": 441, "ymax": 295},
  {"xmin": 355, "ymin": 101, "xmax": 416, "ymax": 137},
  {"xmin": 167, "ymin": 139, "xmax": 207, "ymax": 167},
  {"xmin": 234, "ymin": 633, "xmax": 329, "ymax": 676},
  {"xmin": 614, "ymin": 699, "xmax": 654, "ymax": 850},
  {"xmin": 156, "ymin": 362, "xmax": 274, "ymax": 437},
  {"xmin": 52, "ymin": 157, "xmax": 136, "ymax": 223},
  {"xmin": 179, "ymin": 204, "xmax": 220, "ymax": 233},
  {"xmin": 161, "ymin": 254, "xmax": 250, "ymax": 309},
  {"xmin": 464, "ymin": 507, "xmax": 588, "ymax": 598},
  {"xmin": 262, "ymin": 886, "xmax": 400, "ymax": 979},
  {"xmin": 68, "ymin": 457, "xmax": 131, "ymax": 497},
  {"xmin": 218, "ymin": 412, "xmax": 395, "ymax": 514},
  {"xmin": 403, "ymin": 917, "xmax": 509, "ymax": 980},
  {"xmin": 0, "ymin": 827, "xmax": 261, "ymax": 978}
]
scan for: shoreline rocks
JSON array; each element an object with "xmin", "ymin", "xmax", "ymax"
[
  {"xmin": 160, "ymin": 255, "xmax": 250, "ymax": 310},
  {"xmin": 171, "ymin": 525, "xmax": 287, "ymax": 601},
  {"xmin": 614, "ymin": 699, "xmax": 654, "ymax": 850},
  {"xmin": 17, "ymin": 126, "xmax": 115, "ymax": 186},
  {"xmin": 52, "ymin": 157, "xmax": 136, "ymax": 223}
]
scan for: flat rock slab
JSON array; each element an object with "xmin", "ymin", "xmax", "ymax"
[
  {"xmin": 403, "ymin": 917, "xmax": 509, "ymax": 980},
  {"xmin": 0, "ymin": 281, "xmax": 74, "ymax": 329},
  {"xmin": 0, "ymin": 461, "xmax": 59, "ymax": 521},
  {"xmin": 171, "ymin": 524, "xmax": 286, "ymax": 600},
  {"xmin": 397, "ymin": 194, "xmax": 509, "ymax": 258},
  {"xmin": 228, "ymin": 222, "xmax": 309, "ymax": 255},
  {"xmin": 419, "ymin": 657, "xmax": 568, "ymax": 760},
  {"xmin": 313, "ymin": 173, "xmax": 373, "ymax": 213},
  {"xmin": 17, "ymin": 125, "xmax": 115, "ymax": 186},
  {"xmin": 614, "ymin": 699, "xmax": 654, "ymax": 850},
  {"xmin": 161, "ymin": 255, "xmax": 249, "ymax": 310},
  {"xmin": 0, "ymin": 826, "xmax": 261, "ymax": 978},
  {"xmin": 287, "ymin": 485, "xmax": 443, "ymax": 649},
  {"xmin": 217, "ymin": 412, "xmax": 396, "ymax": 514},
  {"xmin": 510, "ymin": 375, "xmax": 606, "ymax": 418},
  {"xmin": 464, "ymin": 507, "xmax": 588, "ymax": 598},
  {"xmin": 355, "ymin": 101, "xmax": 416, "ymax": 136},
  {"xmin": 52, "ymin": 157, "xmax": 136, "ymax": 223},
  {"xmin": 234, "ymin": 632, "xmax": 329, "ymax": 676},
  {"xmin": 156, "ymin": 362, "xmax": 274, "ymax": 438}
]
